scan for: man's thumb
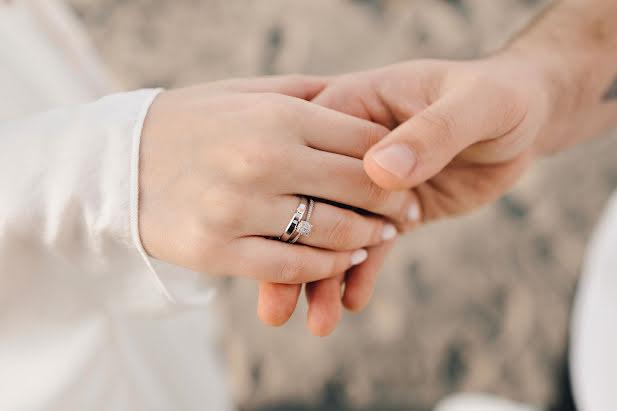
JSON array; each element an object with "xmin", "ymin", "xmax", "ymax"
[{"xmin": 363, "ymin": 88, "xmax": 523, "ymax": 190}]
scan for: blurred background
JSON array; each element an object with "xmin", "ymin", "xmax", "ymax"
[{"xmin": 65, "ymin": 0, "xmax": 617, "ymax": 410}]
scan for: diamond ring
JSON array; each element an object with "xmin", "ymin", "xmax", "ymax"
[
  {"xmin": 290, "ymin": 198, "xmax": 314, "ymax": 244},
  {"xmin": 279, "ymin": 197, "xmax": 309, "ymax": 242}
]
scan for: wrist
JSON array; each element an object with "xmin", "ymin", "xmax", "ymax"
[{"xmin": 495, "ymin": 1, "xmax": 617, "ymax": 155}]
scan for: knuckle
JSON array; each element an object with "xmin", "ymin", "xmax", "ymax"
[
  {"xmin": 225, "ymin": 143, "xmax": 273, "ymax": 183},
  {"xmin": 327, "ymin": 212, "xmax": 357, "ymax": 249},
  {"xmin": 284, "ymin": 74, "xmax": 307, "ymax": 86},
  {"xmin": 246, "ymin": 93, "xmax": 294, "ymax": 125},
  {"xmin": 420, "ymin": 109, "xmax": 456, "ymax": 144},
  {"xmin": 182, "ymin": 218, "xmax": 217, "ymax": 266},
  {"xmin": 255, "ymin": 93, "xmax": 305, "ymax": 132},
  {"xmin": 261, "ymin": 92, "xmax": 295, "ymax": 111},
  {"xmin": 363, "ymin": 122, "xmax": 389, "ymax": 148},
  {"xmin": 201, "ymin": 187, "xmax": 245, "ymax": 230},
  {"xmin": 363, "ymin": 178, "xmax": 392, "ymax": 208},
  {"xmin": 278, "ymin": 254, "xmax": 306, "ymax": 283},
  {"xmin": 498, "ymin": 91, "xmax": 527, "ymax": 132},
  {"xmin": 471, "ymin": 77, "xmax": 527, "ymax": 133}
]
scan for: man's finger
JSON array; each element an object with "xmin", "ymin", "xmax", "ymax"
[
  {"xmin": 305, "ymin": 274, "xmax": 345, "ymax": 337},
  {"xmin": 364, "ymin": 86, "xmax": 527, "ymax": 190},
  {"xmin": 257, "ymin": 282, "xmax": 302, "ymax": 327},
  {"xmin": 342, "ymin": 240, "xmax": 397, "ymax": 312}
]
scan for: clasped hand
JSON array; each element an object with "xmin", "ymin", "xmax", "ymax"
[{"xmin": 139, "ymin": 56, "xmax": 551, "ymax": 336}]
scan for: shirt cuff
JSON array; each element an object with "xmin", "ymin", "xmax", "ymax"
[{"xmin": 129, "ymin": 88, "xmax": 216, "ymax": 309}]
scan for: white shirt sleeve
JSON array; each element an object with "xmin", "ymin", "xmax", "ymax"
[
  {"xmin": 0, "ymin": 88, "xmax": 215, "ymax": 316},
  {"xmin": 0, "ymin": 89, "xmax": 230, "ymax": 411},
  {"xmin": 570, "ymin": 190, "xmax": 617, "ymax": 411}
]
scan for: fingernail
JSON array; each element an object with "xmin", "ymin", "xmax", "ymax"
[
  {"xmin": 351, "ymin": 249, "xmax": 368, "ymax": 266},
  {"xmin": 381, "ymin": 223, "xmax": 398, "ymax": 241},
  {"xmin": 371, "ymin": 144, "xmax": 417, "ymax": 179},
  {"xmin": 408, "ymin": 203, "xmax": 420, "ymax": 222}
]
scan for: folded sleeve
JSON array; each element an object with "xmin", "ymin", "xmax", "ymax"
[{"xmin": 0, "ymin": 89, "xmax": 212, "ymax": 317}]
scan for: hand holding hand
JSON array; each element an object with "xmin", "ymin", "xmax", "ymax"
[
  {"xmin": 137, "ymin": 76, "xmax": 414, "ymax": 297},
  {"xmin": 260, "ymin": 55, "xmax": 554, "ymax": 335}
]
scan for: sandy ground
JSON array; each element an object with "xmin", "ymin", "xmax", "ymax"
[{"xmin": 67, "ymin": 1, "xmax": 617, "ymax": 409}]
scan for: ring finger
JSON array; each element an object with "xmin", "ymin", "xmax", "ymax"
[
  {"xmin": 251, "ymin": 195, "xmax": 397, "ymax": 251},
  {"xmin": 270, "ymin": 146, "xmax": 418, "ymax": 228}
]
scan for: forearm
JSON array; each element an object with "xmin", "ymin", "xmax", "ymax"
[{"xmin": 504, "ymin": 0, "xmax": 617, "ymax": 154}]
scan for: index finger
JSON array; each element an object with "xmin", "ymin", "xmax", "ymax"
[{"xmin": 289, "ymin": 99, "xmax": 390, "ymax": 159}]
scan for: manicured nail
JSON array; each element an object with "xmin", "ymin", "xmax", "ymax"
[
  {"xmin": 371, "ymin": 144, "xmax": 417, "ymax": 179},
  {"xmin": 351, "ymin": 249, "xmax": 369, "ymax": 266},
  {"xmin": 381, "ymin": 223, "xmax": 398, "ymax": 241},
  {"xmin": 408, "ymin": 203, "xmax": 420, "ymax": 222}
]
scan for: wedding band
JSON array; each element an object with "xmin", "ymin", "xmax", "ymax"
[
  {"xmin": 290, "ymin": 198, "xmax": 314, "ymax": 244},
  {"xmin": 279, "ymin": 197, "xmax": 309, "ymax": 242}
]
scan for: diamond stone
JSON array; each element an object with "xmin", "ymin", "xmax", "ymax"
[{"xmin": 297, "ymin": 221, "xmax": 312, "ymax": 236}]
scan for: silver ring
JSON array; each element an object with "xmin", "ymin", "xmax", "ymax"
[
  {"xmin": 290, "ymin": 198, "xmax": 314, "ymax": 243},
  {"xmin": 279, "ymin": 197, "xmax": 309, "ymax": 242}
]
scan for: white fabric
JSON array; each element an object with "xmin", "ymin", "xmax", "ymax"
[
  {"xmin": 0, "ymin": 2, "xmax": 234, "ymax": 410},
  {"xmin": 571, "ymin": 191, "xmax": 617, "ymax": 411},
  {"xmin": 0, "ymin": 89, "xmax": 234, "ymax": 411},
  {"xmin": 435, "ymin": 393, "xmax": 538, "ymax": 411},
  {"xmin": 0, "ymin": 0, "xmax": 112, "ymax": 121}
]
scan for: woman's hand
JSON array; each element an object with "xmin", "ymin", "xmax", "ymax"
[{"xmin": 138, "ymin": 76, "xmax": 415, "ymax": 289}]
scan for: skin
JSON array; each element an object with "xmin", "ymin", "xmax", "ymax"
[
  {"xmin": 138, "ymin": 76, "xmax": 418, "ymax": 289},
  {"xmin": 258, "ymin": 0, "xmax": 617, "ymax": 336}
]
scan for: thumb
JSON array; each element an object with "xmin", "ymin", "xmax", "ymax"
[{"xmin": 364, "ymin": 87, "xmax": 525, "ymax": 190}]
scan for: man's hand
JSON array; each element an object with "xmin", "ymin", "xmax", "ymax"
[
  {"xmin": 321, "ymin": 57, "xmax": 550, "ymax": 215},
  {"xmin": 258, "ymin": 56, "xmax": 554, "ymax": 336},
  {"xmin": 259, "ymin": 0, "xmax": 617, "ymax": 336}
]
